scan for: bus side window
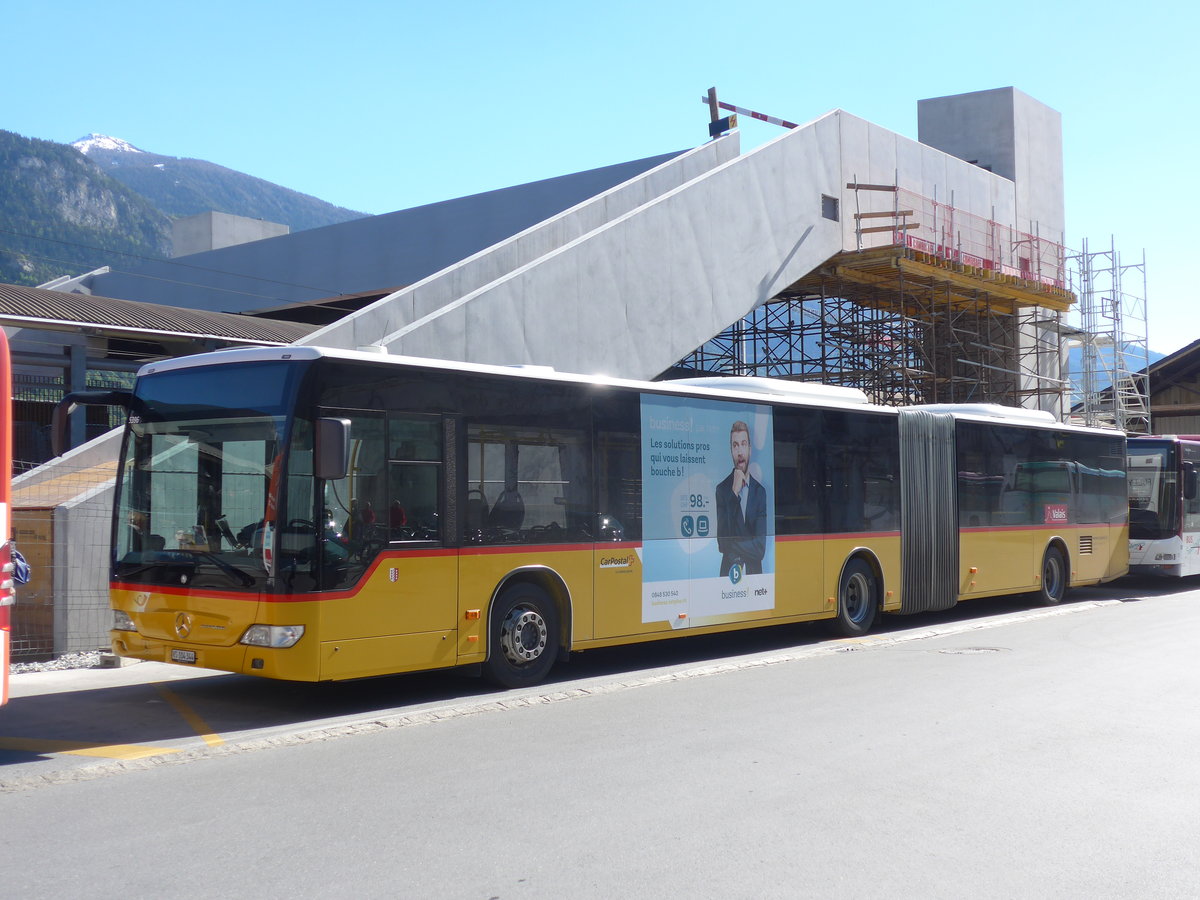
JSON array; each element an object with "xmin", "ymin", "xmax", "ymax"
[
  {"xmin": 773, "ymin": 409, "xmax": 822, "ymax": 535},
  {"xmin": 594, "ymin": 393, "xmax": 642, "ymax": 542},
  {"xmin": 387, "ymin": 415, "xmax": 443, "ymax": 544},
  {"xmin": 467, "ymin": 424, "xmax": 590, "ymax": 545},
  {"xmin": 820, "ymin": 411, "xmax": 899, "ymax": 534}
]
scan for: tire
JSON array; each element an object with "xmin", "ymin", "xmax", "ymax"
[
  {"xmin": 482, "ymin": 583, "xmax": 560, "ymax": 688},
  {"xmin": 1038, "ymin": 545, "xmax": 1067, "ymax": 605},
  {"xmin": 830, "ymin": 557, "xmax": 878, "ymax": 637}
]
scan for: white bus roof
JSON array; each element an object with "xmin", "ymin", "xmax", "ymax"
[
  {"xmin": 914, "ymin": 403, "xmax": 1059, "ymax": 425},
  {"xmin": 135, "ymin": 348, "xmax": 1128, "ymax": 436},
  {"xmin": 667, "ymin": 376, "xmax": 870, "ymax": 405},
  {"xmin": 136, "ymin": 346, "xmax": 892, "ymax": 415}
]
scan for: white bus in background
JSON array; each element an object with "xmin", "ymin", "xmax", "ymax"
[{"xmin": 1128, "ymin": 435, "xmax": 1200, "ymax": 577}]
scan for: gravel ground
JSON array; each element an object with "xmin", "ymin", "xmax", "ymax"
[{"xmin": 10, "ymin": 650, "xmax": 106, "ymax": 674}]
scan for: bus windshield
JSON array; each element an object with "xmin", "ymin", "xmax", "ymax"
[
  {"xmin": 113, "ymin": 361, "xmax": 310, "ymax": 592},
  {"xmin": 1128, "ymin": 442, "xmax": 1176, "ymax": 540}
]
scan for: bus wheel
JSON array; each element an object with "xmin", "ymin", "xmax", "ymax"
[
  {"xmin": 483, "ymin": 584, "xmax": 560, "ymax": 688},
  {"xmin": 832, "ymin": 558, "xmax": 878, "ymax": 637},
  {"xmin": 1039, "ymin": 545, "xmax": 1067, "ymax": 605}
]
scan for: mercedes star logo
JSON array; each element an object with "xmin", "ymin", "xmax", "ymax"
[{"xmin": 175, "ymin": 612, "xmax": 193, "ymax": 638}]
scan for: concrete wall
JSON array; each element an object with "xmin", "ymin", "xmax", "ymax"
[
  {"xmin": 314, "ymin": 106, "xmax": 1034, "ymax": 381},
  {"xmin": 172, "ymin": 211, "xmax": 289, "ymax": 257},
  {"xmin": 312, "ymin": 112, "xmax": 849, "ymax": 379},
  {"xmin": 1011, "ymin": 90, "xmax": 1065, "ymax": 241},
  {"xmin": 838, "ymin": 110, "xmax": 1017, "ymax": 248},
  {"xmin": 299, "ymin": 136, "xmax": 742, "ymax": 362},
  {"xmin": 55, "ymin": 483, "xmax": 115, "ymax": 653},
  {"xmin": 917, "ymin": 86, "xmax": 1063, "ymax": 240},
  {"xmin": 13, "ymin": 428, "xmax": 123, "ymax": 654}
]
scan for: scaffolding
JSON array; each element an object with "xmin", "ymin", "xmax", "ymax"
[
  {"xmin": 679, "ymin": 184, "xmax": 1073, "ymax": 412},
  {"xmin": 1067, "ymin": 238, "xmax": 1150, "ymax": 433}
]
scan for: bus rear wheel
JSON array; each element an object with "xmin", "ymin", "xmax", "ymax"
[
  {"xmin": 1039, "ymin": 545, "xmax": 1067, "ymax": 605},
  {"xmin": 831, "ymin": 558, "xmax": 878, "ymax": 637},
  {"xmin": 483, "ymin": 584, "xmax": 560, "ymax": 688}
]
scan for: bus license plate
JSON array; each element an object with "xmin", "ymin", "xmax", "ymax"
[{"xmin": 171, "ymin": 649, "xmax": 197, "ymax": 664}]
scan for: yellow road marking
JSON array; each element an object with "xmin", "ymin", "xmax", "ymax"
[
  {"xmin": 0, "ymin": 738, "xmax": 180, "ymax": 760},
  {"xmin": 156, "ymin": 685, "xmax": 225, "ymax": 747},
  {"xmin": 0, "ymin": 685, "xmax": 225, "ymax": 761}
]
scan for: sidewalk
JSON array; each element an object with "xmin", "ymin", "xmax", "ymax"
[{"xmin": 8, "ymin": 659, "xmax": 225, "ymax": 699}]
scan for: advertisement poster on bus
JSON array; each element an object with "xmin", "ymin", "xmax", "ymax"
[{"xmin": 640, "ymin": 394, "xmax": 774, "ymax": 626}]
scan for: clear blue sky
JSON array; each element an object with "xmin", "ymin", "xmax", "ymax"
[{"xmin": 9, "ymin": 0, "xmax": 1197, "ymax": 355}]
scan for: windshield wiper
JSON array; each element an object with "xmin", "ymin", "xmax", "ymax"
[
  {"xmin": 192, "ymin": 551, "xmax": 256, "ymax": 587},
  {"xmin": 117, "ymin": 550, "xmax": 256, "ymax": 588}
]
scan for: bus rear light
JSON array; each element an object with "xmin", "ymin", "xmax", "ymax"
[
  {"xmin": 113, "ymin": 610, "xmax": 137, "ymax": 631},
  {"xmin": 240, "ymin": 624, "xmax": 305, "ymax": 648}
]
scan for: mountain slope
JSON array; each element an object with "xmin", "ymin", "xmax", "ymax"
[
  {"xmin": 0, "ymin": 129, "xmax": 371, "ymax": 288},
  {"xmin": 0, "ymin": 129, "xmax": 171, "ymax": 286},
  {"xmin": 74, "ymin": 134, "xmax": 365, "ymax": 232}
]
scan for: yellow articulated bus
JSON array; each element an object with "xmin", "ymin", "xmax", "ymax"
[{"xmin": 57, "ymin": 347, "xmax": 1128, "ymax": 688}]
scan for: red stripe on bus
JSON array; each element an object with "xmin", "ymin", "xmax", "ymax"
[
  {"xmin": 459, "ymin": 542, "xmax": 596, "ymax": 556},
  {"xmin": 959, "ymin": 522, "xmax": 1127, "ymax": 533},
  {"xmin": 112, "ymin": 546, "xmax": 462, "ymax": 604},
  {"xmin": 776, "ymin": 531, "xmax": 901, "ymax": 542}
]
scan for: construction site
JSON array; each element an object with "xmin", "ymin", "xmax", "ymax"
[{"xmin": 3, "ymin": 86, "xmax": 1151, "ymax": 660}]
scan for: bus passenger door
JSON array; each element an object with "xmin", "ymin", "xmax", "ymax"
[{"xmin": 316, "ymin": 411, "xmax": 458, "ymax": 679}]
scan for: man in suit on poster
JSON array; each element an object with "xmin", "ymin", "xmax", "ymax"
[{"xmin": 715, "ymin": 420, "xmax": 767, "ymax": 577}]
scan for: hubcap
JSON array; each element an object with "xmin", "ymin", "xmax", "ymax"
[
  {"xmin": 500, "ymin": 606, "xmax": 548, "ymax": 665},
  {"xmin": 1045, "ymin": 555, "xmax": 1062, "ymax": 598},
  {"xmin": 845, "ymin": 572, "xmax": 871, "ymax": 623}
]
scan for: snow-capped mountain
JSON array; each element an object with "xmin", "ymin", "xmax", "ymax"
[
  {"xmin": 64, "ymin": 132, "xmax": 364, "ymax": 231},
  {"xmin": 1, "ymin": 127, "xmax": 365, "ymax": 288},
  {"xmin": 72, "ymin": 133, "xmax": 145, "ymax": 155}
]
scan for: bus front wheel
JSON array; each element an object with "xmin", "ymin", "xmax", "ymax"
[
  {"xmin": 483, "ymin": 584, "xmax": 560, "ymax": 688},
  {"xmin": 831, "ymin": 558, "xmax": 878, "ymax": 637},
  {"xmin": 1039, "ymin": 545, "xmax": 1067, "ymax": 605}
]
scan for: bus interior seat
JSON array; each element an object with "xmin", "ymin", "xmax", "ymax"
[
  {"xmin": 489, "ymin": 488, "xmax": 525, "ymax": 530},
  {"xmin": 466, "ymin": 488, "xmax": 489, "ymax": 531}
]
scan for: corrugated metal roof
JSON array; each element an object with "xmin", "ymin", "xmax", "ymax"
[{"xmin": 0, "ymin": 283, "xmax": 318, "ymax": 345}]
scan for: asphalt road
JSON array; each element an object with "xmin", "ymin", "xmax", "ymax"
[{"xmin": 4, "ymin": 576, "xmax": 1199, "ymax": 898}]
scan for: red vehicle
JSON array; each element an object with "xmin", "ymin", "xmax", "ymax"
[{"xmin": 0, "ymin": 330, "xmax": 12, "ymax": 704}]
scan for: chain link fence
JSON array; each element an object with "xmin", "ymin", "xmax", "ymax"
[{"xmin": 10, "ymin": 371, "xmax": 129, "ymax": 659}]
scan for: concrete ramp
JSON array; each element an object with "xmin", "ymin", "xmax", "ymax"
[
  {"xmin": 299, "ymin": 108, "xmax": 1026, "ymax": 381},
  {"xmin": 297, "ymin": 115, "xmax": 851, "ymax": 379}
]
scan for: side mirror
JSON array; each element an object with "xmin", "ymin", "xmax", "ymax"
[
  {"xmin": 315, "ymin": 418, "xmax": 351, "ymax": 481},
  {"xmin": 51, "ymin": 390, "xmax": 134, "ymax": 457},
  {"xmin": 1184, "ymin": 462, "xmax": 1199, "ymax": 501}
]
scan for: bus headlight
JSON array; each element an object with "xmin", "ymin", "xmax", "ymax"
[
  {"xmin": 240, "ymin": 624, "xmax": 305, "ymax": 648},
  {"xmin": 113, "ymin": 609, "xmax": 137, "ymax": 632}
]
